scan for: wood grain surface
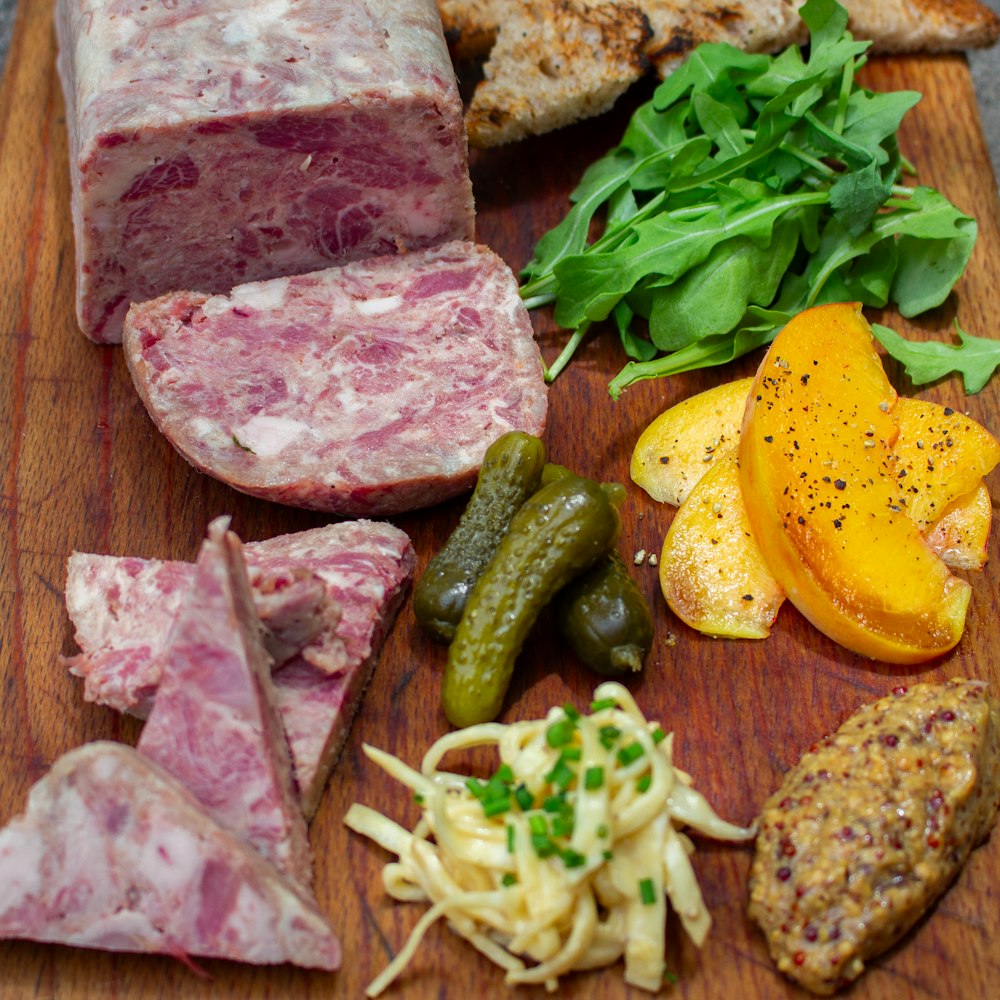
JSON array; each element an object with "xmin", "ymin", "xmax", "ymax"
[{"xmin": 2, "ymin": 1, "xmax": 999, "ymax": 998}]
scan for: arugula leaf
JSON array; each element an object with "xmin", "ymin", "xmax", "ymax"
[
  {"xmin": 840, "ymin": 89, "xmax": 921, "ymax": 162},
  {"xmin": 828, "ymin": 160, "xmax": 894, "ymax": 237},
  {"xmin": 800, "ymin": 0, "xmax": 848, "ymax": 46},
  {"xmin": 519, "ymin": 0, "xmax": 986, "ymax": 395},
  {"xmin": 645, "ymin": 224, "xmax": 799, "ymax": 351},
  {"xmin": 553, "ymin": 187, "xmax": 828, "ymax": 328},
  {"xmin": 608, "ymin": 319, "xmax": 782, "ymax": 399},
  {"xmin": 652, "ymin": 45, "xmax": 769, "ymax": 111},
  {"xmin": 872, "ymin": 323, "xmax": 1000, "ymax": 395},
  {"xmin": 614, "ymin": 300, "xmax": 657, "ymax": 362}
]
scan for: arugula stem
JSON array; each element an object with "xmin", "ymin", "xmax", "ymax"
[
  {"xmin": 777, "ymin": 144, "xmax": 836, "ymax": 178},
  {"xmin": 833, "ymin": 56, "xmax": 854, "ymax": 134},
  {"xmin": 607, "ymin": 329, "xmax": 770, "ymax": 399},
  {"xmin": 520, "ymin": 278, "xmax": 560, "ymax": 309},
  {"xmin": 544, "ymin": 323, "xmax": 591, "ymax": 383}
]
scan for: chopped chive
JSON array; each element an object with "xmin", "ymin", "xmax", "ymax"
[
  {"xmin": 506, "ymin": 825, "xmax": 515, "ymax": 853},
  {"xmin": 532, "ymin": 834, "xmax": 556, "ymax": 858},
  {"xmin": 465, "ymin": 777, "xmax": 486, "ymax": 799},
  {"xmin": 584, "ymin": 766, "xmax": 604, "ymax": 790},
  {"xmin": 560, "ymin": 746, "xmax": 582, "ymax": 762},
  {"xmin": 501, "ymin": 872, "xmax": 517, "ymax": 887},
  {"xmin": 636, "ymin": 773, "xmax": 652, "ymax": 793},
  {"xmin": 639, "ymin": 877, "xmax": 656, "ymax": 905},
  {"xmin": 483, "ymin": 796, "xmax": 511, "ymax": 818},
  {"xmin": 590, "ymin": 697, "xmax": 617, "ymax": 712},
  {"xmin": 543, "ymin": 793, "xmax": 566, "ymax": 813},
  {"xmin": 545, "ymin": 759, "xmax": 575, "ymax": 790},
  {"xmin": 529, "ymin": 815, "xmax": 548, "ymax": 836},
  {"xmin": 546, "ymin": 718, "xmax": 576, "ymax": 748},
  {"xmin": 552, "ymin": 815, "xmax": 574, "ymax": 838},
  {"xmin": 413, "ymin": 792, "xmax": 425, "ymax": 805},
  {"xmin": 617, "ymin": 742, "xmax": 645, "ymax": 766},
  {"xmin": 514, "ymin": 784, "xmax": 534, "ymax": 811},
  {"xmin": 563, "ymin": 703, "xmax": 581, "ymax": 722},
  {"xmin": 596, "ymin": 823, "xmax": 609, "ymax": 839},
  {"xmin": 602, "ymin": 849, "xmax": 614, "ymax": 861},
  {"xmin": 652, "ymin": 727, "xmax": 667, "ymax": 744},
  {"xmin": 560, "ymin": 848, "xmax": 586, "ymax": 868},
  {"xmin": 663, "ymin": 969, "xmax": 678, "ymax": 984},
  {"xmin": 485, "ymin": 773, "xmax": 509, "ymax": 800},
  {"xmin": 496, "ymin": 763, "xmax": 514, "ymax": 782},
  {"xmin": 599, "ymin": 725, "xmax": 621, "ymax": 749}
]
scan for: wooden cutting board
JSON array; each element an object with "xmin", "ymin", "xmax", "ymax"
[{"xmin": 2, "ymin": 1, "xmax": 998, "ymax": 997}]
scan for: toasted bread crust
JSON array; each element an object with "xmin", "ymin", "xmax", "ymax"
[
  {"xmin": 465, "ymin": 0, "xmax": 651, "ymax": 148},
  {"xmin": 647, "ymin": 0, "xmax": 1000, "ymax": 75},
  {"xmin": 642, "ymin": 0, "xmax": 803, "ymax": 76},
  {"xmin": 443, "ymin": 0, "xmax": 1000, "ymax": 145},
  {"xmin": 439, "ymin": 0, "xmax": 502, "ymax": 59},
  {"xmin": 845, "ymin": 0, "xmax": 1000, "ymax": 54}
]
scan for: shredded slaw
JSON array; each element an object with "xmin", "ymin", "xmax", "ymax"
[{"xmin": 345, "ymin": 682, "xmax": 754, "ymax": 995}]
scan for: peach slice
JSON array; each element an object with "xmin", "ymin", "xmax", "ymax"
[
  {"xmin": 631, "ymin": 378, "xmax": 753, "ymax": 506},
  {"xmin": 892, "ymin": 397, "xmax": 1000, "ymax": 530},
  {"xmin": 738, "ymin": 302, "xmax": 971, "ymax": 663},
  {"xmin": 659, "ymin": 453, "xmax": 784, "ymax": 639},
  {"xmin": 925, "ymin": 481, "xmax": 993, "ymax": 570}
]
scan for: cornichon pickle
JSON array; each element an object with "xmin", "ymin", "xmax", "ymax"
[
  {"xmin": 544, "ymin": 461, "xmax": 625, "ymax": 509},
  {"xmin": 442, "ymin": 474, "xmax": 622, "ymax": 727},
  {"xmin": 556, "ymin": 551, "xmax": 654, "ymax": 675},
  {"xmin": 540, "ymin": 462, "xmax": 572, "ymax": 486},
  {"xmin": 542, "ymin": 465, "xmax": 648, "ymax": 672},
  {"xmin": 413, "ymin": 432, "xmax": 546, "ymax": 643}
]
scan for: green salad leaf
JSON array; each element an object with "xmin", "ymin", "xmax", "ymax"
[
  {"xmin": 519, "ymin": 0, "xmax": 988, "ymax": 397},
  {"xmin": 872, "ymin": 323, "xmax": 1000, "ymax": 395}
]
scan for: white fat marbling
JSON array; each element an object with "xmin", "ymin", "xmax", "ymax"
[
  {"xmin": 229, "ymin": 279, "xmax": 293, "ymax": 314},
  {"xmin": 137, "ymin": 823, "xmax": 205, "ymax": 896},
  {"xmin": 234, "ymin": 414, "xmax": 310, "ymax": 457},
  {"xmin": 190, "ymin": 415, "xmax": 226, "ymax": 445},
  {"xmin": 355, "ymin": 294, "xmax": 402, "ymax": 315}
]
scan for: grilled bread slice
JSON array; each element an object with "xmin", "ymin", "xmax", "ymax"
[
  {"xmin": 465, "ymin": 0, "xmax": 651, "ymax": 147},
  {"xmin": 439, "ymin": 0, "xmax": 501, "ymax": 59},
  {"xmin": 445, "ymin": 0, "xmax": 1000, "ymax": 145},
  {"xmin": 842, "ymin": 0, "xmax": 1000, "ymax": 53},
  {"xmin": 645, "ymin": 0, "xmax": 1000, "ymax": 75}
]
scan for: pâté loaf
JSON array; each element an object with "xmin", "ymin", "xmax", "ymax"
[
  {"xmin": 55, "ymin": 0, "xmax": 475, "ymax": 343},
  {"xmin": 123, "ymin": 240, "xmax": 547, "ymax": 516}
]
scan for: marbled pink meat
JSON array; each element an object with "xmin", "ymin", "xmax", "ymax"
[
  {"xmin": 64, "ymin": 520, "xmax": 415, "ymax": 817},
  {"xmin": 64, "ymin": 555, "xmax": 193, "ymax": 712},
  {"xmin": 64, "ymin": 553, "xmax": 335, "ymax": 707},
  {"xmin": 137, "ymin": 518, "xmax": 311, "ymax": 890},
  {"xmin": 123, "ymin": 241, "xmax": 547, "ymax": 515},
  {"xmin": 54, "ymin": 0, "xmax": 474, "ymax": 342},
  {"xmin": 0, "ymin": 742, "xmax": 339, "ymax": 969}
]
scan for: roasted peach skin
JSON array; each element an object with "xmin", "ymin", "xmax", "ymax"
[
  {"xmin": 630, "ymin": 378, "xmax": 754, "ymax": 506},
  {"xmin": 737, "ymin": 302, "xmax": 973, "ymax": 663},
  {"xmin": 925, "ymin": 482, "xmax": 993, "ymax": 570},
  {"xmin": 659, "ymin": 452, "xmax": 785, "ymax": 639},
  {"xmin": 892, "ymin": 396, "xmax": 1000, "ymax": 531},
  {"xmin": 634, "ymin": 376, "xmax": 995, "ymax": 574}
]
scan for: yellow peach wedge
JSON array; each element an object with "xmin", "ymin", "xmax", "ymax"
[
  {"xmin": 891, "ymin": 396, "xmax": 1000, "ymax": 530},
  {"xmin": 738, "ymin": 302, "xmax": 971, "ymax": 664},
  {"xmin": 630, "ymin": 377, "xmax": 753, "ymax": 506},
  {"xmin": 925, "ymin": 481, "xmax": 993, "ymax": 571},
  {"xmin": 659, "ymin": 452, "xmax": 785, "ymax": 639}
]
